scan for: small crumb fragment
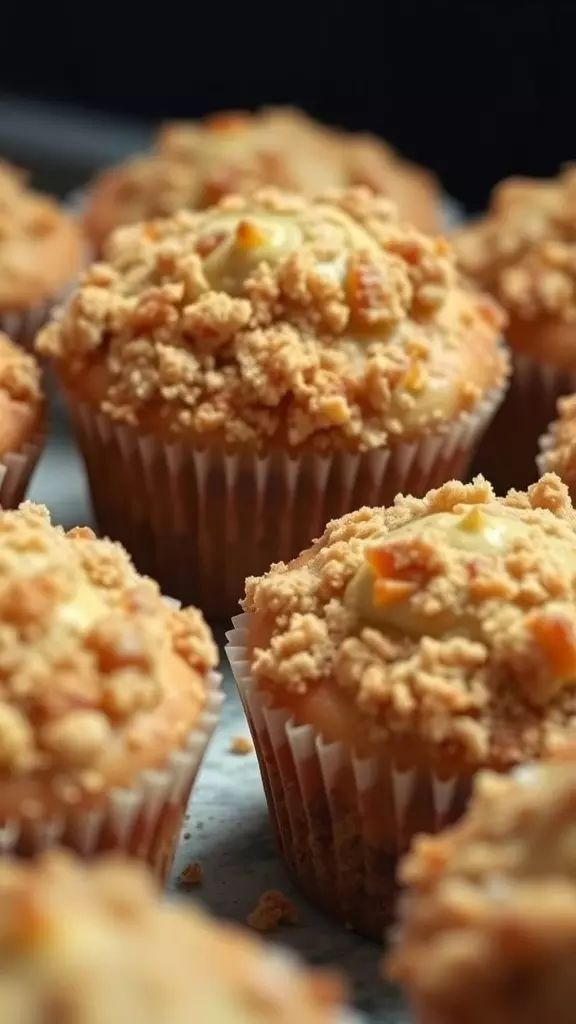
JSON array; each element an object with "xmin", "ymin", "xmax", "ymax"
[
  {"xmin": 229, "ymin": 734, "xmax": 254, "ymax": 755},
  {"xmin": 178, "ymin": 861, "xmax": 203, "ymax": 887},
  {"xmin": 247, "ymin": 890, "xmax": 298, "ymax": 933}
]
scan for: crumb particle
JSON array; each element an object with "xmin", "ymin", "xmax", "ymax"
[
  {"xmin": 178, "ymin": 861, "xmax": 203, "ymax": 887},
  {"xmin": 247, "ymin": 890, "xmax": 298, "ymax": 933},
  {"xmin": 229, "ymin": 734, "xmax": 254, "ymax": 755}
]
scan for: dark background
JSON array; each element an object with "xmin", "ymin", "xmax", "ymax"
[{"xmin": 0, "ymin": 1, "xmax": 574, "ymax": 212}]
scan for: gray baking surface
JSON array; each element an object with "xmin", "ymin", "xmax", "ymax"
[{"xmin": 29, "ymin": 398, "xmax": 411, "ymax": 1022}]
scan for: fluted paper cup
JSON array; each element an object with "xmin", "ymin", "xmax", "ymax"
[
  {"xmin": 226, "ymin": 616, "xmax": 471, "ymax": 941},
  {"xmin": 470, "ymin": 351, "xmax": 576, "ymax": 494},
  {"xmin": 64, "ymin": 370, "xmax": 506, "ymax": 619},
  {"xmin": 0, "ymin": 670, "xmax": 223, "ymax": 885}
]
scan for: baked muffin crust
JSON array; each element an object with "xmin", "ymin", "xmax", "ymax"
[
  {"xmin": 244, "ymin": 473, "xmax": 576, "ymax": 768},
  {"xmin": 0, "ymin": 852, "xmax": 345, "ymax": 1024},
  {"xmin": 388, "ymin": 749, "xmax": 576, "ymax": 1024},
  {"xmin": 39, "ymin": 188, "xmax": 506, "ymax": 451},
  {"xmin": 0, "ymin": 502, "xmax": 217, "ymax": 812},
  {"xmin": 0, "ymin": 162, "xmax": 82, "ymax": 311}
]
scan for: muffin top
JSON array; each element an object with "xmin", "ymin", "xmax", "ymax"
[
  {"xmin": 0, "ymin": 852, "xmax": 345, "ymax": 1024},
  {"xmin": 0, "ymin": 502, "xmax": 217, "ymax": 810},
  {"xmin": 83, "ymin": 106, "xmax": 439, "ymax": 252},
  {"xmin": 0, "ymin": 162, "xmax": 82, "ymax": 310},
  {"xmin": 244, "ymin": 473, "xmax": 576, "ymax": 769},
  {"xmin": 0, "ymin": 332, "xmax": 43, "ymax": 454},
  {"xmin": 539, "ymin": 392, "xmax": 576, "ymax": 486},
  {"xmin": 454, "ymin": 166, "xmax": 576, "ymax": 325},
  {"xmin": 387, "ymin": 751, "xmax": 576, "ymax": 1023},
  {"xmin": 38, "ymin": 188, "xmax": 505, "ymax": 451}
]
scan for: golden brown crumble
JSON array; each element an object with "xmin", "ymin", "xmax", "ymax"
[
  {"xmin": 387, "ymin": 752, "xmax": 576, "ymax": 1024},
  {"xmin": 247, "ymin": 890, "xmax": 299, "ymax": 933},
  {"xmin": 230, "ymin": 734, "xmax": 254, "ymax": 755},
  {"xmin": 84, "ymin": 106, "xmax": 430, "ymax": 247},
  {"xmin": 0, "ymin": 163, "xmax": 63, "ymax": 249},
  {"xmin": 0, "ymin": 852, "xmax": 344, "ymax": 1023},
  {"xmin": 454, "ymin": 165, "xmax": 576, "ymax": 321},
  {"xmin": 244, "ymin": 474, "xmax": 576, "ymax": 766},
  {"xmin": 540, "ymin": 392, "xmax": 576, "ymax": 483},
  {"xmin": 178, "ymin": 860, "xmax": 203, "ymax": 886},
  {"xmin": 0, "ymin": 502, "xmax": 216, "ymax": 782},
  {"xmin": 39, "ymin": 188, "xmax": 506, "ymax": 450},
  {"xmin": 0, "ymin": 331, "xmax": 42, "ymax": 404}
]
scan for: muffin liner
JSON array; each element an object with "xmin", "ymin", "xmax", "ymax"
[
  {"xmin": 0, "ymin": 669, "xmax": 223, "ymax": 884},
  {"xmin": 0, "ymin": 304, "xmax": 54, "ymax": 352},
  {"xmin": 469, "ymin": 351, "xmax": 576, "ymax": 494},
  {"xmin": 226, "ymin": 616, "xmax": 471, "ymax": 941},
  {"xmin": 65, "ymin": 371, "xmax": 506, "ymax": 619},
  {"xmin": 0, "ymin": 425, "xmax": 45, "ymax": 508}
]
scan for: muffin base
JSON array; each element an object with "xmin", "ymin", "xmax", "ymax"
[
  {"xmin": 0, "ymin": 670, "xmax": 223, "ymax": 884},
  {"xmin": 66, "ymin": 375, "xmax": 505, "ymax": 620},
  {"xmin": 469, "ymin": 352, "xmax": 576, "ymax": 494},
  {"xmin": 226, "ymin": 616, "xmax": 471, "ymax": 941}
]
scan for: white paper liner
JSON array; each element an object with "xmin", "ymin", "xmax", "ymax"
[
  {"xmin": 64, "ymin": 369, "xmax": 506, "ymax": 619},
  {"xmin": 471, "ymin": 349, "xmax": 576, "ymax": 493},
  {"xmin": 0, "ymin": 670, "xmax": 223, "ymax": 883},
  {"xmin": 225, "ymin": 616, "xmax": 469, "ymax": 940}
]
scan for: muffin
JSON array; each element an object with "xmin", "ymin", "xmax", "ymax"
[
  {"xmin": 82, "ymin": 106, "xmax": 440, "ymax": 255},
  {"xmin": 37, "ymin": 187, "xmax": 507, "ymax": 618},
  {"xmin": 387, "ymin": 749, "xmax": 576, "ymax": 1024},
  {"xmin": 0, "ymin": 502, "xmax": 220, "ymax": 881},
  {"xmin": 226, "ymin": 472, "xmax": 576, "ymax": 939},
  {"xmin": 0, "ymin": 162, "xmax": 83, "ymax": 348},
  {"xmin": 453, "ymin": 165, "xmax": 576, "ymax": 492},
  {"xmin": 0, "ymin": 332, "xmax": 45, "ymax": 505},
  {"xmin": 0, "ymin": 851, "xmax": 347, "ymax": 1023}
]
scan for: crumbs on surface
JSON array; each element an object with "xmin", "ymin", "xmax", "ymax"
[
  {"xmin": 39, "ymin": 187, "xmax": 505, "ymax": 450},
  {"xmin": 454, "ymin": 165, "xmax": 576, "ymax": 321},
  {"xmin": 247, "ymin": 890, "xmax": 298, "ymax": 933},
  {"xmin": 387, "ymin": 750, "xmax": 576, "ymax": 1020},
  {"xmin": 0, "ymin": 331, "xmax": 42, "ymax": 404},
  {"xmin": 229, "ymin": 735, "xmax": 254, "ymax": 755},
  {"xmin": 0, "ymin": 502, "xmax": 217, "ymax": 785},
  {"xmin": 178, "ymin": 861, "xmax": 203, "ymax": 886},
  {"xmin": 244, "ymin": 473, "xmax": 576, "ymax": 766}
]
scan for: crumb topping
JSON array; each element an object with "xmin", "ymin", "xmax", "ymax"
[
  {"xmin": 0, "ymin": 502, "xmax": 216, "ymax": 782},
  {"xmin": 0, "ymin": 331, "xmax": 42, "ymax": 405},
  {"xmin": 39, "ymin": 188, "xmax": 505, "ymax": 449},
  {"xmin": 540, "ymin": 392, "xmax": 576, "ymax": 482},
  {"xmin": 244, "ymin": 474, "xmax": 576, "ymax": 766},
  {"xmin": 247, "ymin": 890, "xmax": 299, "ymax": 933},
  {"xmin": 387, "ymin": 752, "xmax": 576, "ymax": 1020},
  {"xmin": 0, "ymin": 852, "xmax": 344, "ymax": 1024},
  {"xmin": 85, "ymin": 106, "xmax": 417, "ymax": 239},
  {"xmin": 454, "ymin": 166, "xmax": 576, "ymax": 322},
  {"xmin": 0, "ymin": 163, "xmax": 64, "ymax": 248}
]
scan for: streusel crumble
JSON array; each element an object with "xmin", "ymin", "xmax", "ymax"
[
  {"xmin": 388, "ymin": 748, "xmax": 576, "ymax": 1024},
  {"xmin": 0, "ymin": 502, "xmax": 219, "ymax": 879}
]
